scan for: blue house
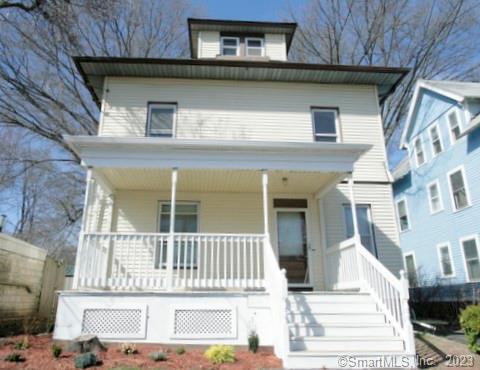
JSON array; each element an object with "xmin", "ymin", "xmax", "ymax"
[{"xmin": 392, "ymin": 80, "xmax": 480, "ymax": 295}]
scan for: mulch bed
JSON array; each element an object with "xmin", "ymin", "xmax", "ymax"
[{"xmin": 0, "ymin": 335, "xmax": 282, "ymax": 370}]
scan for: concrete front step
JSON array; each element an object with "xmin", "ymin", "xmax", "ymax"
[
  {"xmin": 287, "ymin": 301, "xmax": 378, "ymax": 313},
  {"xmin": 288, "ymin": 323, "xmax": 395, "ymax": 337},
  {"xmin": 288, "ymin": 292, "xmax": 372, "ymax": 303},
  {"xmin": 287, "ymin": 312, "xmax": 386, "ymax": 324},
  {"xmin": 290, "ymin": 336, "xmax": 405, "ymax": 352}
]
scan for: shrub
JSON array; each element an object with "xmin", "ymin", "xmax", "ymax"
[
  {"xmin": 149, "ymin": 351, "xmax": 168, "ymax": 361},
  {"xmin": 74, "ymin": 352, "xmax": 97, "ymax": 369},
  {"xmin": 14, "ymin": 336, "xmax": 29, "ymax": 350},
  {"xmin": 4, "ymin": 352, "xmax": 25, "ymax": 362},
  {"xmin": 204, "ymin": 345, "xmax": 235, "ymax": 365},
  {"xmin": 120, "ymin": 342, "xmax": 137, "ymax": 355},
  {"xmin": 459, "ymin": 304, "xmax": 480, "ymax": 353},
  {"xmin": 52, "ymin": 343, "xmax": 63, "ymax": 358},
  {"xmin": 248, "ymin": 331, "xmax": 259, "ymax": 353},
  {"xmin": 175, "ymin": 346, "xmax": 186, "ymax": 355}
]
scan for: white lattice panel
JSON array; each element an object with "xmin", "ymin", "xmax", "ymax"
[{"xmin": 171, "ymin": 307, "xmax": 237, "ymax": 339}]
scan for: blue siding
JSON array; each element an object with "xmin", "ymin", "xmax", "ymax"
[{"xmin": 394, "ymin": 89, "xmax": 480, "ymax": 286}]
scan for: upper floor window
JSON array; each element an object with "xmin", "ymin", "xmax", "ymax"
[
  {"xmin": 312, "ymin": 108, "xmax": 339, "ymax": 142},
  {"xmin": 343, "ymin": 204, "xmax": 377, "ymax": 256},
  {"xmin": 429, "ymin": 124, "xmax": 443, "ymax": 156},
  {"xmin": 396, "ymin": 198, "xmax": 410, "ymax": 232},
  {"xmin": 460, "ymin": 236, "xmax": 480, "ymax": 282},
  {"xmin": 448, "ymin": 109, "xmax": 461, "ymax": 144},
  {"xmin": 221, "ymin": 37, "xmax": 239, "ymax": 56},
  {"xmin": 413, "ymin": 137, "xmax": 425, "ymax": 166},
  {"xmin": 437, "ymin": 243, "xmax": 455, "ymax": 278},
  {"xmin": 147, "ymin": 103, "xmax": 176, "ymax": 137},
  {"xmin": 447, "ymin": 166, "xmax": 470, "ymax": 211},
  {"xmin": 427, "ymin": 180, "xmax": 444, "ymax": 214},
  {"xmin": 245, "ymin": 37, "xmax": 264, "ymax": 56}
]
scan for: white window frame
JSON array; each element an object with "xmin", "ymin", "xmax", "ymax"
[
  {"xmin": 403, "ymin": 251, "xmax": 418, "ymax": 286},
  {"xmin": 220, "ymin": 36, "xmax": 240, "ymax": 56},
  {"xmin": 460, "ymin": 234, "xmax": 480, "ymax": 282},
  {"xmin": 413, "ymin": 136, "xmax": 426, "ymax": 167},
  {"xmin": 429, "ymin": 123, "xmax": 443, "ymax": 157},
  {"xmin": 427, "ymin": 179, "xmax": 444, "ymax": 215},
  {"xmin": 342, "ymin": 204, "xmax": 377, "ymax": 257},
  {"xmin": 311, "ymin": 108, "xmax": 340, "ymax": 143},
  {"xmin": 395, "ymin": 197, "xmax": 410, "ymax": 232},
  {"xmin": 446, "ymin": 165, "xmax": 471, "ymax": 212},
  {"xmin": 447, "ymin": 108, "xmax": 462, "ymax": 145},
  {"xmin": 436, "ymin": 242, "xmax": 455, "ymax": 278},
  {"xmin": 245, "ymin": 37, "xmax": 265, "ymax": 56},
  {"xmin": 146, "ymin": 103, "xmax": 177, "ymax": 138}
]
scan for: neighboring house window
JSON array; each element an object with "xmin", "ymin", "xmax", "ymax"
[
  {"xmin": 429, "ymin": 124, "xmax": 443, "ymax": 156},
  {"xmin": 427, "ymin": 180, "xmax": 444, "ymax": 214},
  {"xmin": 221, "ymin": 37, "xmax": 239, "ymax": 56},
  {"xmin": 404, "ymin": 252, "xmax": 418, "ymax": 287},
  {"xmin": 447, "ymin": 166, "xmax": 470, "ymax": 211},
  {"xmin": 147, "ymin": 103, "xmax": 176, "ymax": 137},
  {"xmin": 245, "ymin": 37, "xmax": 264, "ymax": 56},
  {"xmin": 460, "ymin": 236, "xmax": 480, "ymax": 282},
  {"xmin": 155, "ymin": 202, "xmax": 199, "ymax": 268},
  {"xmin": 343, "ymin": 204, "xmax": 377, "ymax": 256},
  {"xmin": 395, "ymin": 198, "xmax": 410, "ymax": 232},
  {"xmin": 448, "ymin": 109, "xmax": 461, "ymax": 144},
  {"xmin": 413, "ymin": 137, "xmax": 425, "ymax": 166},
  {"xmin": 312, "ymin": 108, "xmax": 339, "ymax": 142},
  {"xmin": 437, "ymin": 243, "xmax": 455, "ymax": 278}
]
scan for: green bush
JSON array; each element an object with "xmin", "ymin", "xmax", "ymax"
[
  {"xmin": 459, "ymin": 304, "xmax": 480, "ymax": 353},
  {"xmin": 248, "ymin": 331, "xmax": 259, "ymax": 353},
  {"xmin": 204, "ymin": 345, "xmax": 235, "ymax": 365},
  {"xmin": 74, "ymin": 352, "xmax": 97, "ymax": 369},
  {"xmin": 175, "ymin": 346, "xmax": 186, "ymax": 355},
  {"xmin": 149, "ymin": 351, "xmax": 167, "ymax": 361},
  {"xmin": 52, "ymin": 344, "xmax": 63, "ymax": 358},
  {"xmin": 14, "ymin": 337, "xmax": 29, "ymax": 350},
  {"xmin": 4, "ymin": 352, "xmax": 25, "ymax": 362}
]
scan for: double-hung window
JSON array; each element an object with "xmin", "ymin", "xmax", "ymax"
[
  {"xmin": 396, "ymin": 198, "xmax": 410, "ymax": 232},
  {"xmin": 221, "ymin": 37, "xmax": 239, "ymax": 56},
  {"xmin": 429, "ymin": 124, "xmax": 443, "ymax": 156},
  {"xmin": 312, "ymin": 109, "xmax": 339, "ymax": 142},
  {"xmin": 404, "ymin": 252, "xmax": 418, "ymax": 287},
  {"xmin": 413, "ymin": 137, "xmax": 425, "ymax": 166},
  {"xmin": 343, "ymin": 204, "xmax": 377, "ymax": 256},
  {"xmin": 437, "ymin": 243, "xmax": 455, "ymax": 278},
  {"xmin": 448, "ymin": 109, "xmax": 461, "ymax": 144},
  {"xmin": 427, "ymin": 180, "xmax": 444, "ymax": 214},
  {"xmin": 460, "ymin": 236, "xmax": 480, "ymax": 282},
  {"xmin": 155, "ymin": 202, "xmax": 199, "ymax": 269},
  {"xmin": 147, "ymin": 103, "xmax": 176, "ymax": 137},
  {"xmin": 245, "ymin": 37, "xmax": 264, "ymax": 56},
  {"xmin": 447, "ymin": 166, "xmax": 470, "ymax": 211}
]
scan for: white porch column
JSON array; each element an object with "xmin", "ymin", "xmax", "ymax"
[
  {"xmin": 166, "ymin": 168, "xmax": 178, "ymax": 291},
  {"xmin": 348, "ymin": 175, "xmax": 360, "ymax": 239},
  {"xmin": 262, "ymin": 170, "xmax": 269, "ymax": 239}
]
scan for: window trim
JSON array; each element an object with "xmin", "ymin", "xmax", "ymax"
[
  {"xmin": 403, "ymin": 251, "xmax": 418, "ymax": 286},
  {"xmin": 428, "ymin": 123, "xmax": 443, "ymax": 158},
  {"xmin": 413, "ymin": 136, "xmax": 426, "ymax": 167},
  {"xmin": 146, "ymin": 102, "xmax": 177, "ymax": 138},
  {"xmin": 446, "ymin": 165, "xmax": 471, "ymax": 212},
  {"xmin": 220, "ymin": 36, "xmax": 240, "ymax": 56},
  {"xmin": 427, "ymin": 179, "xmax": 444, "ymax": 215},
  {"xmin": 311, "ymin": 107, "xmax": 341, "ymax": 143},
  {"xmin": 459, "ymin": 234, "xmax": 480, "ymax": 282},
  {"xmin": 447, "ymin": 108, "xmax": 462, "ymax": 146},
  {"xmin": 436, "ymin": 242, "xmax": 455, "ymax": 278},
  {"xmin": 245, "ymin": 37, "xmax": 265, "ymax": 56},
  {"xmin": 395, "ymin": 197, "xmax": 410, "ymax": 232},
  {"xmin": 342, "ymin": 203, "xmax": 377, "ymax": 257}
]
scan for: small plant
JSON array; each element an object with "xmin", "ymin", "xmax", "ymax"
[
  {"xmin": 120, "ymin": 342, "xmax": 138, "ymax": 355},
  {"xmin": 74, "ymin": 352, "xmax": 97, "ymax": 368},
  {"xmin": 4, "ymin": 352, "xmax": 25, "ymax": 362},
  {"xmin": 14, "ymin": 336, "xmax": 29, "ymax": 350},
  {"xmin": 175, "ymin": 346, "xmax": 186, "ymax": 355},
  {"xmin": 459, "ymin": 304, "xmax": 480, "ymax": 353},
  {"xmin": 149, "ymin": 351, "xmax": 168, "ymax": 361},
  {"xmin": 52, "ymin": 343, "xmax": 63, "ymax": 358},
  {"xmin": 204, "ymin": 345, "xmax": 235, "ymax": 365},
  {"xmin": 248, "ymin": 331, "xmax": 259, "ymax": 353}
]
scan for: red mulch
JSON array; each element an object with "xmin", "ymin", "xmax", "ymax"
[{"xmin": 0, "ymin": 335, "xmax": 282, "ymax": 370}]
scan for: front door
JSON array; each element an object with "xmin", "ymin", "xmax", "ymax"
[{"xmin": 276, "ymin": 210, "xmax": 309, "ymax": 285}]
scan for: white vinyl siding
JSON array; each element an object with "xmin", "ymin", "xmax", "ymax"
[
  {"xmin": 437, "ymin": 243, "xmax": 455, "ymax": 278},
  {"xmin": 427, "ymin": 180, "xmax": 444, "ymax": 214},
  {"xmin": 447, "ymin": 166, "xmax": 470, "ymax": 211},
  {"xmin": 264, "ymin": 33, "xmax": 287, "ymax": 61},
  {"xmin": 101, "ymin": 78, "xmax": 389, "ymax": 182},
  {"xmin": 198, "ymin": 31, "xmax": 220, "ymax": 58},
  {"xmin": 460, "ymin": 235, "xmax": 480, "ymax": 282}
]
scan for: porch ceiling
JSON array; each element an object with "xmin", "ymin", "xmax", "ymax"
[{"xmin": 99, "ymin": 168, "xmax": 340, "ymax": 194}]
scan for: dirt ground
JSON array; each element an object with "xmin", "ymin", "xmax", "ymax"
[{"xmin": 0, "ymin": 335, "xmax": 282, "ymax": 370}]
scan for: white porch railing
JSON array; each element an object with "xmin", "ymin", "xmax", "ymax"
[
  {"xmin": 325, "ymin": 237, "xmax": 415, "ymax": 354},
  {"xmin": 75, "ymin": 232, "xmax": 265, "ymax": 290}
]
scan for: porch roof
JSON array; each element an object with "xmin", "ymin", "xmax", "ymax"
[{"xmin": 65, "ymin": 136, "xmax": 370, "ymax": 173}]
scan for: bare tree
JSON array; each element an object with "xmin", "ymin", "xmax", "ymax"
[{"xmin": 286, "ymin": 0, "xmax": 480, "ymax": 151}]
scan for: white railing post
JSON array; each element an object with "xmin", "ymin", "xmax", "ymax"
[
  {"xmin": 262, "ymin": 170, "xmax": 270, "ymax": 240},
  {"xmin": 166, "ymin": 168, "xmax": 178, "ymax": 291},
  {"xmin": 348, "ymin": 175, "xmax": 365, "ymax": 290},
  {"xmin": 400, "ymin": 270, "xmax": 416, "ymax": 353}
]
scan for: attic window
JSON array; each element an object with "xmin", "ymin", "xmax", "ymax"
[
  {"xmin": 221, "ymin": 37, "xmax": 239, "ymax": 56},
  {"xmin": 246, "ymin": 38, "xmax": 264, "ymax": 56}
]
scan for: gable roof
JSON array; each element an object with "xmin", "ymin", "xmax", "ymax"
[
  {"xmin": 400, "ymin": 79, "xmax": 480, "ymax": 148},
  {"xmin": 391, "ymin": 157, "xmax": 410, "ymax": 181}
]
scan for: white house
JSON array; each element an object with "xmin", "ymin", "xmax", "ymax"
[{"xmin": 54, "ymin": 18, "xmax": 415, "ymax": 369}]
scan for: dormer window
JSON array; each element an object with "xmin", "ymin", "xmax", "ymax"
[
  {"xmin": 221, "ymin": 37, "xmax": 239, "ymax": 56},
  {"xmin": 246, "ymin": 37, "xmax": 264, "ymax": 56}
]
